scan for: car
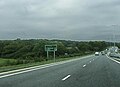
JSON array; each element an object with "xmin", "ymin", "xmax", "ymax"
[
  {"xmin": 101, "ymin": 51, "xmax": 105, "ymax": 55},
  {"xmin": 95, "ymin": 52, "xmax": 99, "ymax": 56}
]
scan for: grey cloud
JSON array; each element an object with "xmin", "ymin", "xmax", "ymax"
[{"xmin": 0, "ymin": 0, "xmax": 120, "ymax": 41}]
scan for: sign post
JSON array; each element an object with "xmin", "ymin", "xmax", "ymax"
[
  {"xmin": 45, "ymin": 45, "xmax": 57, "ymax": 62},
  {"xmin": 54, "ymin": 51, "xmax": 55, "ymax": 62},
  {"xmin": 47, "ymin": 51, "xmax": 49, "ymax": 59}
]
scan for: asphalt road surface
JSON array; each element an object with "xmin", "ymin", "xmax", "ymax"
[{"xmin": 0, "ymin": 55, "xmax": 120, "ymax": 87}]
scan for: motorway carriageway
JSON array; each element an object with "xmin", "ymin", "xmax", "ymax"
[{"xmin": 0, "ymin": 55, "xmax": 120, "ymax": 87}]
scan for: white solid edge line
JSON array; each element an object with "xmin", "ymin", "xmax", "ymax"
[
  {"xmin": 0, "ymin": 55, "xmax": 93, "ymax": 79},
  {"xmin": 0, "ymin": 64, "xmax": 56, "ymax": 79},
  {"xmin": 0, "ymin": 62, "xmax": 63, "ymax": 76},
  {"xmin": 0, "ymin": 64, "xmax": 54, "ymax": 75},
  {"xmin": 62, "ymin": 75, "xmax": 71, "ymax": 81},
  {"xmin": 106, "ymin": 55, "xmax": 120, "ymax": 64}
]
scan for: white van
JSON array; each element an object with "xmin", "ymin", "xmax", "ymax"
[{"xmin": 95, "ymin": 52, "xmax": 99, "ymax": 56}]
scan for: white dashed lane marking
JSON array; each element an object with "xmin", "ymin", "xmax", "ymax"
[
  {"xmin": 83, "ymin": 64, "xmax": 86, "ymax": 67},
  {"xmin": 62, "ymin": 75, "xmax": 71, "ymax": 81}
]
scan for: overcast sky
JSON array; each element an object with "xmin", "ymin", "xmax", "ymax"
[{"xmin": 0, "ymin": 0, "xmax": 120, "ymax": 41}]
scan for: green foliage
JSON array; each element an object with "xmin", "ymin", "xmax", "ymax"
[{"xmin": 0, "ymin": 39, "xmax": 108, "ymax": 66}]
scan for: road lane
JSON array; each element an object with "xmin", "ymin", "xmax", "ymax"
[
  {"xmin": 0, "ymin": 55, "xmax": 95, "ymax": 87},
  {"xmin": 60, "ymin": 55, "xmax": 120, "ymax": 87},
  {"xmin": 0, "ymin": 55, "xmax": 120, "ymax": 87}
]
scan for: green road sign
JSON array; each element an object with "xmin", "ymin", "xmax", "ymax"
[
  {"xmin": 45, "ymin": 45, "xmax": 57, "ymax": 62},
  {"xmin": 45, "ymin": 45, "xmax": 57, "ymax": 52}
]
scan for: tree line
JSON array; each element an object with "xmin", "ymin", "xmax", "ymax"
[{"xmin": 0, "ymin": 39, "xmax": 108, "ymax": 61}]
